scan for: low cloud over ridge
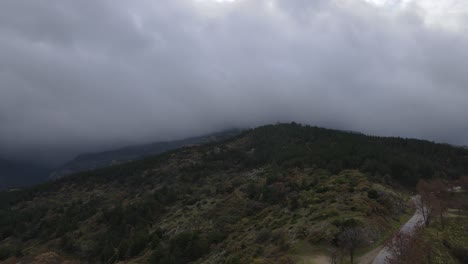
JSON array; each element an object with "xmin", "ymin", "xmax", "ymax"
[{"xmin": 1, "ymin": 0, "xmax": 468, "ymax": 165}]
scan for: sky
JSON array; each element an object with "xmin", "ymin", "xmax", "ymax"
[{"xmin": 1, "ymin": 0, "xmax": 468, "ymax": 166}]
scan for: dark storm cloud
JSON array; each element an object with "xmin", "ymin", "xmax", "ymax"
[{"xmin": 1, "ymin": 0, "xmax": 468, "ymax": 165}]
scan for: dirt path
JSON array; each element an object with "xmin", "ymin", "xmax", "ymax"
[
  {"xmin": 371, "ymin": 196, "xmax": 423, "ymax": 264},
  {"xmin": 297, "ymin": 255, "xmax": 331, "ymax": 264},
  {"xmin": 299, "ymin": 196, "xmax": 421, "ymax": 264},
  {"xmin": 359, "ymin": 245, "xmax": 383, "ymax": 264}
]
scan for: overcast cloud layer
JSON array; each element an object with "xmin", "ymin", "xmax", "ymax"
[{"xmin": 1, "ymin": 0, "xmax": 468, "ymax": 165}]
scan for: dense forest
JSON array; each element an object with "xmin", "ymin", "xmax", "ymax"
[
  {"xmin": 247, "ymin": 124, "xmax": 468, "ymax": 185},
  {"xmin": 1, "ymin": 123, "xmax": 468, "ymax": 263}
]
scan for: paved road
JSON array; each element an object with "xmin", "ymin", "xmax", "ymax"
[{"xmin": 371, "ymin": 196, "xmax": 424, "ymax": 264}]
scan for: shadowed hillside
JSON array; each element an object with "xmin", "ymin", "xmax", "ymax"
[
  {"xmin": 0, "ymin": 159, "xmax": 50, "ymax": 191},
  {"xmin": 1, "ymin": 123, "xmax": 468, "ymax": 263},
  {"xmin": 50, "ymin": 129, "xmax": 241, "ymax": 179}
]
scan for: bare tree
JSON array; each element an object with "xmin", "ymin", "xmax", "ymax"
[
  {"xmin": 416, "ymin": 180, "xmax": 435, "ymax": 226},
  {"xmin": 385, "ymin": 231, "xmax": 412, "ymax": 263},
  {"xmin": 328, "ymin": 245, "xmax": 343, "ymax": 264},
  {"xmin": 459, "ymin": 176, "xmax": 468, "ymax": 190},
  {"xmin": 431, "ymin": 180, "xmax": 449, "ymax": 229},
  {"xmin": 416, "ymin": 179, "xmax": 449, "ymax": 228},
  {"xmin": 337, "ymin": 223, "xmax": 368, "ymax": 264},
  {"xmin": 386, "ymin": 227, "xmax": 432, "ymax": 264}
]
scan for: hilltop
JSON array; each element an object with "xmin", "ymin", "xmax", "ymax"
[{"xmin": 1, "ymin": 123, "xmax": 468, "ymax": 263}]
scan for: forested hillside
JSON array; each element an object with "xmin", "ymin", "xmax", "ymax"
[
  {"xmin": 1, "ymin": 123, "xmax": 468, "ymax": 263},
  {"xmin": 50, "ymin": 130, "xmax": 240, "ymax": 179}
]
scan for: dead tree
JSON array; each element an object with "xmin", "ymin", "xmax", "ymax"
[
  {"xmin": 431, "ymin": 180, "xmax": 449, "ymax": 229},
  {"xmin": 385, "ymin": 231, "xmax": 412, "ymax": 263},
  {"xmin": 337, "ymin": 222, "xmax": 368, "ymax": 264},
  {"xmin": 328, "ymin": 245, "xmax": 344, "ymax": 264},
  {"xmin": 416, "ymin": 180, "xmax": 434, "ymax": 226},
  {"xmin": 386, "ymin": 227, "xmax": 432, "ymax": 264},
  {"xmin": 459, "ymin": 176, "xmax": 468, "ymax": 190},
  {"xmin": 416, "ymin": 179, "xmax": 449, "ymax": 228}
]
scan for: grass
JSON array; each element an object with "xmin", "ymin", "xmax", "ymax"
[
  {"xmin": 290, "ymin": 241, "xmax": 330, "ymax": 264},
  {"xmin": 424, "ymin": 218, "xmax": 468, "ymax": 264},
  {"xmin": 288, "ymin": 193, "xmax": 413, "ymax": 264},
  {"xmin": 358, "ymin": 209, "xmax": 414, "ymax": 256},
  {"xmin": 284, "ymin": 179, "xmax": 411, "ymax": 264},
  {"xmin": 422, "ymin": 190, "xmax": 468, "ymax": 264}
]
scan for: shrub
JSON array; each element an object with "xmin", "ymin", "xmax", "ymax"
[
  {"xmin": 207, "ymin": 229, "xmax": 227, "ymax": 245},
  {"xmin": 225, "ymin": 254, "xmax": 242, "ymax": 264},
  {"xmin": 367, "ymin": 189, "xmax": 379, "ymax": 199},
  {"xmin": 0, "ymin": 245, "xmax": 22, "ymax": 261},
  {"xmin": 255, "ymin": 229, "xmax": 272, "ymax": 243},
  {"xmin": 452, "ymin": 246, "xmax": 468, "ymax": 263},
  {"xmin": 128, "ymin": 230, "xmax": 150, "ymax": 257},
  {"xmin": 0, "ymin": 246, "xmax": 12, "ymax": 261},
  {"xmin": 168, "ymin": 231, "xmax": 209, "ymax": 262}
]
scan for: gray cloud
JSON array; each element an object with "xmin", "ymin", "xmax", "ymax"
[{"xmin": 1, "ymin": 0, "xmax": 468, "ymax": 165}]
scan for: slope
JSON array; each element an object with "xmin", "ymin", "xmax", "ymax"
[
  {"xmin": 1, "ymin": 123, "xmax": 468, "ymax": 263},
  {"xmin": 50, "ymin": 129, "xmax": 240, "ymax": 179}
]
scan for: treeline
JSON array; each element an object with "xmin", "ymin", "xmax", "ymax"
[{"xmin": 244, "ymin": 123, "xmax": 468, "ymax": 185}]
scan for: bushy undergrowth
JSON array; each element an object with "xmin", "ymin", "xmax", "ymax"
[{"xmin": 1, "ymin": 123, "xmax": 467, "ymax": 263}]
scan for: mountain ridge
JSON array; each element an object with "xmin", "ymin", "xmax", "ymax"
[
  {"xmin": 49, "ymin": 129, "xmax": 241, "ymax": 179},
  {"xmin": 1, "ymin": 123, "xmax": 468, "ymax": 263}
]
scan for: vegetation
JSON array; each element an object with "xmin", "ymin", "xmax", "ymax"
[
  {"xmin": 386, "ymin": 180, "xmax": 468, "ymax": 264},
  {"xmin": 50, "ymin": 129, "xmax": 240, "ymax": 179},
  {"xmin": 1, "ymin": 123, "xmax": 468, "ymax": 263}
]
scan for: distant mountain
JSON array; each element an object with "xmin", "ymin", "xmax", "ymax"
[
  {"xmin": 0, "ymin": 158, "xmax": 50, "ymax": 190},
  {"xmin": 50, "ymin": 129, "xmax": 241, "ymax": 179}
]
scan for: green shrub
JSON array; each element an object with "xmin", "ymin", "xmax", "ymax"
[
  {"xmin": 255, "ymin": 229, "xmax": 272, "ymax": 243},
  {"xmin": 0, "ymin": 246, "xmax": 12, "ymax": 260},
  {"xmin": 367, "ymin": 189, "xmax": 379, "ymax": 199},
  {"xmin": 0, "ymin": 245, "xmax": 22, "ymax": 261},
  {"xmin": 452, "ymin": 246, "xmax": 468, "ymax": 263},
  {"xmin": 225, "ymin": 254, "xmax": 242, "ymax": 264},
  {"xmin": 207, "ymin": 229, "xmax": 227, "ymax": 245}
]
